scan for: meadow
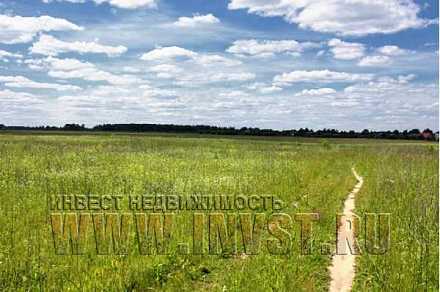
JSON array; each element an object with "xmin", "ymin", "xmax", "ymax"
[{"xmin": 0, "ymin": 133, "xmax": 437, "ymax": 291}]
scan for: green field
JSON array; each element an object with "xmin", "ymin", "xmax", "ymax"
[{"xmin": 0, "ymin": 133, "xmax": 438, "ymax": 291}]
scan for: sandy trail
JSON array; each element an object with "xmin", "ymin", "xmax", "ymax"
[{"xmin": 328, "ymin": 168, "xmax": 363, "ymax": 292}]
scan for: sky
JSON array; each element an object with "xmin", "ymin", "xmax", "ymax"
[{"xmin": 0, "ymin": 0, "xmax": 438, "ymax": 130}]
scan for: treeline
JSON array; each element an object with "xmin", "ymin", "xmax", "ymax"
[{"xmin": 0, "ymin": 123, "xmax": 438, "ymax": 141}]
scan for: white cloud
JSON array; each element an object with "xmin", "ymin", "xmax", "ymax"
[
  {"xmin": 274, "ymin": 70, "xmax": 373, "ymax": 86},
  {"xmin": 103, "ymin": 0, "xmax": 156, "ymax": 9},
  {"xmin": 376, "ymin": 45, "xmax": 408, "ymax": 56},
  {"xmin": 0, "ymin": 75, "xmax": 81, "ymax": 91},
  {"xmin": 0, "ymin": 89, "xmax": 42, "ymax": 103},
  {"xmin": 368, "ymin": 75, "xmax": 417, "ymax": 87},
  {"xmin": 149, "ymin": 64, "xmax": 181, "ymax": 73},
  {"xmin": 43, "ymin": 0, "xmax": 157, "ymax": 9},
  {"xmin": 173, "ymin": 14, "xmax": 220, "ymax": 28},
  {"xmin": 296, "ymin": 88, "xmax": 337, "ymax": 96},
  {"xmin": 246, "ymin": 82, "xmax": 282, "ymax": 94},
  {"xmin": 176, "ymin": 72, "xmax": 256, "ymax": 85},
  {"xmin": 316, "ymin": 50, "xmax": 325, "ymax": 57},
  {"xmin": 140, "ymin": 46, "xmax": 197, "ymax": 61},
  {"xmin": 30, "ymin": 34, "xmax": 127, "ymax": 57},
  {"xmin": 194, "ymin": 54, "xmax": 242, "ymax": 66},
  {"xmin": 141, "ymin": 46, "xmax": 250, "ymax": 85},
  {"xmin": 358, "ymin": 55, "xmax": 391, "ymax": 67},
  {"xmin": 0, "ymin": 49, "xmax": 23, "ymax": 60},
  {"xmin": 0, "ymin": 14, "xmax": 82, "ymax": 44},
  {"xmin": 149, "ymin": 64, "xmax": 183, "ymax": 79},
  {"xmin": 0, "ymin": 89, "xmax": 43, "ymax": 117},
  {"xmin": 259, "ymin": 85, "xmax": 282, "ymax": 94},
  {"xmin": 226, "ymin": 39, "xmax": 307, "ymax": 57},
  {"xmin": 343, "ymin": 45, "xmax": 410, "ymax": 67},
  {"xmin": 228, "ymin": 0, "xmax": 432, "ymax": 36},
  {"xmin": 122, "ymin": 66, "xmax": 141, "ymax": 73},
  {"xmin": 26, "ymin": 57, "xmax": 141, "ymax": 85},
  {"xmin": 344, "ymin": 75, "xmax": 422, "ymax": 95},
  {"xmin": 141, "ymin": 46, "xmax": 242, "ymax": 67},
  {"xmin": 327, "ymin": 39, "xmax": 365, "ymax": 60},
  {"xmin": 397, "ymin": 74, "xmax": 416, "ymax": 84}
]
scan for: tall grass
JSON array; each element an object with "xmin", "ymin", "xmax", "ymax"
[{"xmin": 353, "ymin": 146, "xmax": 438, "ymax": 291}]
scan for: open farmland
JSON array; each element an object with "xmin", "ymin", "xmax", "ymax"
[{"xmin": 0, "ymin": 133, "xmax": 438, "ymax": 291}]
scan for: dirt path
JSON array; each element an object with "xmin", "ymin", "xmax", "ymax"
[{"xmin": 328, "ymin": 168, "xmax": 363, "ymax": 292}]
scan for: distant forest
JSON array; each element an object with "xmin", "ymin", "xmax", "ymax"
[{"xmin": 0, "ymin": 123, "xmax": 438, "ymax": 141}]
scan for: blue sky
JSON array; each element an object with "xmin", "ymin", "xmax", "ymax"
[{"xmin": 0, "ymin": 0, "xmax": 438, "ymax": 130}]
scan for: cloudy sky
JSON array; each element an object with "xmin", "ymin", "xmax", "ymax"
[{"xmin": 0, "ymin": 0, "xmax": 438, "ymax": 130}]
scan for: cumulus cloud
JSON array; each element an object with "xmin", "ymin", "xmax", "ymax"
[
  {"xmin": 0, "ymin": 49, "xmax": 23, "ymax": 61},
  {"xmin": 296, "ymin": 88, "xmax": 337, "ymax": 96},
  {"xmin": 327, "ymin": 39, "xmax": 365, "ymax": 60},
  {"xmin": 376, "ymin": 45, "xmax": 409, "ymax": 56},
  {"xmin": 173, "ymin": 14, "xmax": 220, "ymax": 28},
  {"xmin": 42, "ymin": 0, "xmax": 157, "ymax": 9},
  {"xmin": 246, "ymin": 82, "xmax": 282, "ymax": 94},
  {"xmin": 0, "ymin": 75, "xmax": 81, "ymax": 91},
  {"xmin": 226, "ymin": 39, "xmax": 313, "ymax": 57},
  {"xmin": 175, "ymin": 72, "xmax": 256, "ymax": 85},
  {"xmin": 30, "ymin": 34, "xmax": 127, "ymax": 57},
  {"xmin": 141, "ymin": 46, "xmax": 241, "ymax": 67},
  {"xmin": 259, "ymin": 85, "xmax": 282, "ymax": 94},
  {"xmin": 140, "ymin": 46, "xmax": 197, "ymax": 61},
  {"xmin": 369, "ymin": 75, "xmax": 417, "ymax": 87},
  {"xmin": 0, "ymin": 89, "xmax": 42, "ymax": 104},
  {"xmin": 0, "ymin": 14, "xmax": 82, "ymax": 44},
  {"xmin": 228, "ymin": 0, "xmax": 433, "ymax": 36},
  {"xmin": 122, "ymin": 66, "xmax": 141, "ymax": 73},
  {"xmin": 26, "ymin": 57, "xmax": 141, "ymax": 85},
  {"xmin": 194, "ymin": 54, "xmax": 242, "ymax": 66},
  {"xmin": 273, "ymin": 70, "xmax": 373, "ymax": 86},
  {"xmin": 344, "ymin": 75, "xmax": 422, "ymax": 94},
  {"xmin": 324, "ymin": 41, "xmax": 411, "ymax": 66},
  {"xmin": 149, "ymin": 64, "xmax": 183, "ymax": 79},
  {"xmin": 397, "ymin": 74, "xmax": 416, "ymax": 84},
  {"xmin": 358, "ymin": 55, "xmax": 391, "ymax": 67},
  {"xmin": 215, "ymin": 73, "xmax": 255, "ymax": 82},
  {"xmin": 140, "ymin": 46, "xmax": 251, "ymax": 85},
  {"xmin": 325, "ymin": 41, "xmax": 410, "ymax": 66},
  {"xmin": 102, "ymin": 0, "xmax": 156, "ymax": 8},
  {"xmin": 0, "ymin": 89, "xmax": 43, "ymax": 118}
]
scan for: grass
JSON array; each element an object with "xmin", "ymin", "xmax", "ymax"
[
  {"xmin": 353, "ymin": 145, "xmax": 438, "ymax": 291},
  {"xmin": 0, "ymin": 133, "xmax": 437, "ymax": 291}
]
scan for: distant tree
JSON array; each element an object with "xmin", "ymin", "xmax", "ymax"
[
  {"xmin": 63, "ymin": 124, "xmax": 86, "ymax": 131},
  {"xmin": 423, "ymin": 128, "xmax": 433, "ymax": 135},
  {"xmin": 0, "ymin": 123, "xmax": 433, "ymax": 141},
  {"xmin": 421, "ymin": 129, "xmax": 434, "ymax": 140},
  {"xmin": 361, "ymin": 129, "xmax": 369, "ymax": 138}
]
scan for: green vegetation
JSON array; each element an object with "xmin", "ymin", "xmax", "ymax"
[
  {"xmin": 0, "ymin": 133, "xmax": 437, "ymax": 291},
  {"xmin": 353, "ymin": 146, "xmax": 439, "ymax": 291}
]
